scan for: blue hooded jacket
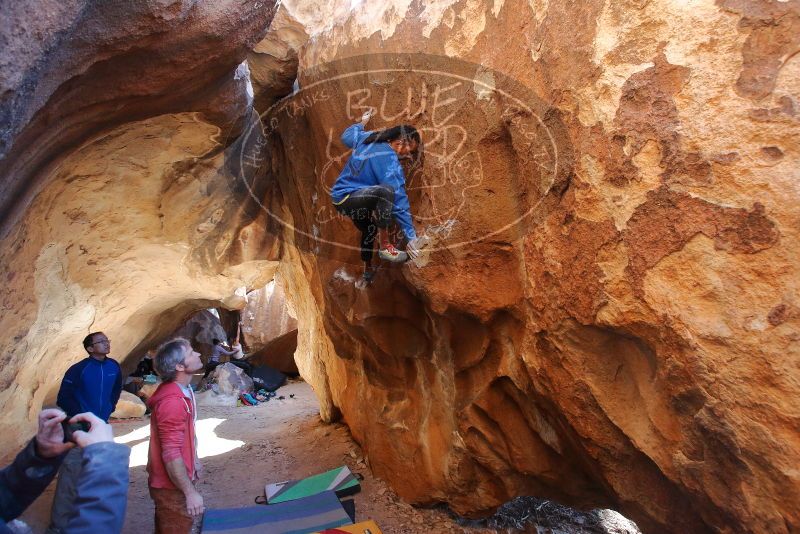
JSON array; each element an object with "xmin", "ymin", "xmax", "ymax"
[
  {"xmin": 57, "ymin": 357, "xmax": 122, "ymax": 422},
  {"xmin": 330, "ymin": 123, "xmax": 417, "ymax": 240}
]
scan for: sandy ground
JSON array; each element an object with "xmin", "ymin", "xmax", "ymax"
[{"xmin": 21, "ymin": 379, "xmax": 491, "ymax": 533}]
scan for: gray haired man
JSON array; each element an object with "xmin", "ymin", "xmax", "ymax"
[{"xmin": 146, "ymin": 338, "xmax": 204, "ymax": 533}]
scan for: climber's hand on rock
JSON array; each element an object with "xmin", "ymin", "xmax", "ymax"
[
  {"xmin": 407, "ymin": 241, "xmax": 420, "ymax": 260},
  {"xmin": 360, "ymin": 109, "xmax": 374, "ymax": 126}
]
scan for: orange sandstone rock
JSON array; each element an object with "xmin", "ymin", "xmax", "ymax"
[{"xmin": 269, "ymin": 1, "xmax": 800, "ymax": 533}]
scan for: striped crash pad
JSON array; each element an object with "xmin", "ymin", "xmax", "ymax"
[
  {"xmin": 314, "ymin": 520, "xmax": 383, "ymax": 534},
  {"xmin": 202, "ymin": 491, "xmax": 352, "ymax": 534},
  {"xmin": 267, "ymin": 466, "xmax": 360, "ymax": 504}
]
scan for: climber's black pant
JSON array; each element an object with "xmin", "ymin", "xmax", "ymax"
[{"xmin": 334, "ymin": 185, "xmax": 394, "ymax": 263}]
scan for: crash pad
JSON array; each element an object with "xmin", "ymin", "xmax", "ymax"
[
  {"xmin": 314, "ymin": 520, "xmax": 382, "ymax": 534},
  {"xmin": 267, "ymin": 465, "xmax": 360, "ymax": 504},
  {"xmin": 202, "ymin": 491, "xmax": 351, "ymax": 534},
  {"xmin": 250, "ymin": 364, "xmax": 287, "ymax": 392}
]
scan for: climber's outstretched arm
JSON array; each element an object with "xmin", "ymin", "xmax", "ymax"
[{"xmin": 340, "ymin": 123, "xmax": 374, "ymax": 149}]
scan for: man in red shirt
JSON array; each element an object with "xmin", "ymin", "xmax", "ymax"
[{"xmin": 148, "ymin": 338, "xmax": 204, "ymax": 533}]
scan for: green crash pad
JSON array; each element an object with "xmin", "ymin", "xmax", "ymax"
[{"xmin": 266, "ymin": 465, "xmax": 360, "ymax": 504}]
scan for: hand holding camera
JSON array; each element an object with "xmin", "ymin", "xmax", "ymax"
[
  {"xmin": 66, "ymin": 412, "xmax": 114, "ymax": 448},
  {"xmin": 35, "ymin": 409, "xmax": 116, "ymax": 459},
  {"xmin": 61, "ymin": 420, "xmax": 90, "ymax": 444},
  {"xmin": 35, "ymin": 409, "xmax": 74, "ymax": 458}
]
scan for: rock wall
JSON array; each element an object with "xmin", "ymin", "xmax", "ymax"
[
  {"xmin": 0, "ymin": 1, "xmax": 280, "ymax": 457},
  {"xmin": 0, "ymin": 0, "xmax": 277, "ymax": 237},
  {"xmin": 171, "ymin": 310, "xmax": 230, "ymax": 363},
  {"xmin": 267, "ymin": 1, "xmax": 800, "ymax": 533},
  {"xmin": 242, "ymin": 277, "xmax": 299, "ymax": 374},
  {"xmin": 247, "ymin": 7, "xmax": 309, "ymax": 112}
]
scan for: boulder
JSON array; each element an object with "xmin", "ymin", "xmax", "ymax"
[
  {"xmin": 271, "ymin": 1, "xmax": 800, "ymax": 533},
  {"xmin": 171, "ymin": 310, "xmax": 230, "ymax": 363},
  {"xmin": 110, "ymin": 391, "xmax": 146, "ymax": 419},
  {"xmin": 195, "ymin": 389, "xmax": 238, "ymax": 408},
  {"xmin": 212, "ymin": 363, "xmax": 253, "ymax": 396}
]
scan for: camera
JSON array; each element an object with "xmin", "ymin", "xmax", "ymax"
[{"xmin": 61, "ymin": 420, "xmax": 91, "ymax": 443}]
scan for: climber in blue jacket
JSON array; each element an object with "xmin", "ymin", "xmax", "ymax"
[{"xmin": 330, "ymin": 111, "xmax": 422, "ymax": 283}]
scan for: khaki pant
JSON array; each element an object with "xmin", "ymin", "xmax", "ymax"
[
  {"xmin": 149, "ymin": 486, "xmax": 200, "ymax": 534},
  {"xmin": 47, "ymin": 447, "xmax": 82, "ymax": 533}
]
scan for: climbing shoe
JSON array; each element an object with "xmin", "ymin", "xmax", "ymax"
[
  {"xmin": 356, "ymin": 268, "xmax": 377, "ymax": 289},
  {"xmin": 239, "ymin": 393, "xmax": 253, "ymax": 406},
  {"xmin": 363, "ymin": 268, "xmax": 377, "ymax": 283},
  {"xmin": 243, "ymin": 393, "xmax": 259, "ymax": 405},
  {"xmin": 378, "ymin": 243, "xmax": 408, "ymax": 263}
]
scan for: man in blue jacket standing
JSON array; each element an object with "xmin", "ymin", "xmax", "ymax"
[{"xmin": 48, "ymin": 332, "xmax": 122, "ymax": 533}]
